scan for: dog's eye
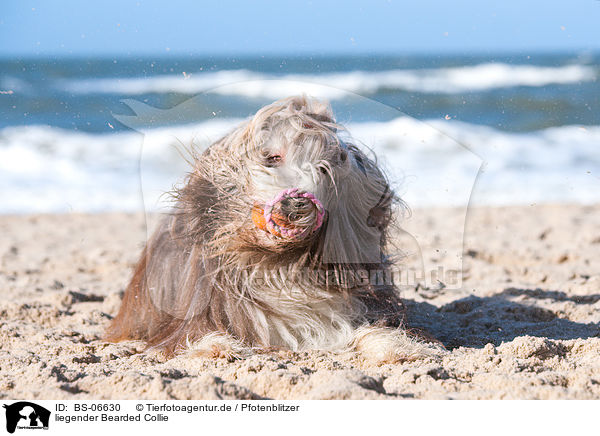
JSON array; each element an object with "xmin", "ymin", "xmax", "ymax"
[
  {"xmin": 264, "ymin": 154, "xmax": 282, "ymax": 167},
  {"xmin": 339, "ymin": 150, "xmax": 347, "ymax": 163}
]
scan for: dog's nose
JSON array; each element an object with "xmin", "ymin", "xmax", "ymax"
[
  {"xmin": 278, "ymin": 196, "xmax": 313, "ymax": 221},
  {"xmin": 253, "ymin": 189, "xmax": 325, "ymax": 240}
]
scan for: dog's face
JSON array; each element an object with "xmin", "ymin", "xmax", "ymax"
[
  {"xmin": 237, "ymin": 97, "xmax": 395, "ymax": 264},
  {"xmin": 243, "ymin": 107, "xmax": 346, "ymax": 245},
  {"xmin": 186, "ymin": 96, "xmax": 396, "ymax": 266}
]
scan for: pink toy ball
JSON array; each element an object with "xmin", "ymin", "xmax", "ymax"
[{"xmin": 253, "ymin": 188, "xmax": 325, "ymax": 240}]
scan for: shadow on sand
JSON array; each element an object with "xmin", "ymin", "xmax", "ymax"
[{"xmin": 405, "ymin": 287, "xmax": 600, "ymax": 349}]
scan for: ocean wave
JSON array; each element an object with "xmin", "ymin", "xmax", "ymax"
[
  {"xmin": 1, "ymin": 119, "xmax": 598, "ymax": 212},
  {"xmin": 0, "ymin": 120, "xmax": 240, "ymax": 212},
  {"xmin": 56, "ymin": 63, "xmax": 597, "ymax": 98}
]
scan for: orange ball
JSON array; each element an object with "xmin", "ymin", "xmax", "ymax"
[
  {"xmin": 252, "ymin": 204, "xmax": 267, "ymax": 231},
  {"xmin": 252, "ymin": 203, "xmax": 295, "ymax": 237}
]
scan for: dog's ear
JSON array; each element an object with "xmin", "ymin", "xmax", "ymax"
[
  {"xmin": 104, "ymin": 173, "xmax": 213, "ymax": 345},
  {"xmin": 367, "ymin": 185, "xmax": 393, "ymax": 232},
  {"xmin": 105, "ymin": 169, "xmax": 247, "ymax": 355},
  {"xmin": 350, "ymin": 147, "xmax": 394, "ymax": 232}
]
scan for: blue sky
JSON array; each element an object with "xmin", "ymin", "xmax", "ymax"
[{"xmin": 1, "ymin": 0, "xmax": 599, "ymax": 56}]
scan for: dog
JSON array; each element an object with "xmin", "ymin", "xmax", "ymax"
[{"xmin": 105, "ymin": 95, "xmax": 431, "ymax": 363}]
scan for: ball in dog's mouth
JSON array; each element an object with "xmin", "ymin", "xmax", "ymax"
[{"xmin": 252, "ymin": 188, "xmax": 324, "ymax": 240}]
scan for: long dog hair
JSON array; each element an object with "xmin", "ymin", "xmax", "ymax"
[{"xmin": 106, "ymin": 95, "xmax": 427, "ymax": 362}]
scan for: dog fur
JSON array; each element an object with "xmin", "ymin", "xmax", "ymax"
[{"xmin": 105, "ymin": 95, "xmax": 432, "ymax": 363}]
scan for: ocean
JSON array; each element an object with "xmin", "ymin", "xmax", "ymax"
[{"xmin": 0, "ymin": 53, "xmax": 598, "ymax": 213}]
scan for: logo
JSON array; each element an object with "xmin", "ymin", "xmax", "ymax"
[{"xmin": 2, "ymin": 402, "xmax": 50, "ymax": 433}]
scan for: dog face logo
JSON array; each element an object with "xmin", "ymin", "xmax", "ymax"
[{"xmin": 2, "ymin": 402, "xmax": 50, "ymax": 433}]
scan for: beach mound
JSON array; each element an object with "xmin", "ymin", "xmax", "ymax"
[{"xmin": 1, "ymin": 205, "xmax": 599, "ymax": 399}]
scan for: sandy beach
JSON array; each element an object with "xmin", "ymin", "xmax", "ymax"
[{"xmin": 1, "ymin": 204, "xmax": 599, "ymax": 400}]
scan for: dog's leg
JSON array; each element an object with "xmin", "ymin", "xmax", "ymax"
[{"xmin": 349, "ymin": 325, "xmax": 444, "ymax": 365}]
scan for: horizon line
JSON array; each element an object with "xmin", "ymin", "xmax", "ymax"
[{"xmin": 0, "ymin": 48, "xmax": 598, "ymax": 61}]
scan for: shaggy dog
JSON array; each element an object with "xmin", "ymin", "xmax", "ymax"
[{"xmin": 106, "ymin": 95, "xmax": 429, "ymax": 363}]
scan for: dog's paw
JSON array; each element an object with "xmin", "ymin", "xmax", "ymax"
[
  {"xmin": 350, "ymin": 325, "xmax": 446, "ymax": 365},
  {"xmin": 184, "ymin": 332, "xmax": 251, "ymax": 361}
]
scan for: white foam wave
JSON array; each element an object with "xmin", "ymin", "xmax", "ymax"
[
  {"xmin": 57, "ymin": 63, "xmax": 596, "ymax": 98},
  {"xmin": 1, "ymin": 119, "xmax": 599, "ymax": 213},
  {"xmin": 0, "ymin": 120, "xmax": 241, "ymax": 213},
  {"xmin": 347, "ymin": 118, "xmax": 600, "ymax": 206}
]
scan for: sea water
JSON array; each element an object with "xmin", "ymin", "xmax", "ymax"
[{"xmin": 0, "ymin": 53, "xmax": 598, "ymax": 213}]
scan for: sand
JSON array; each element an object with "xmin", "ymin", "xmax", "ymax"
[{"xmin": 1, "ymin": 204, "xmax": 599, "ymax": 400}]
